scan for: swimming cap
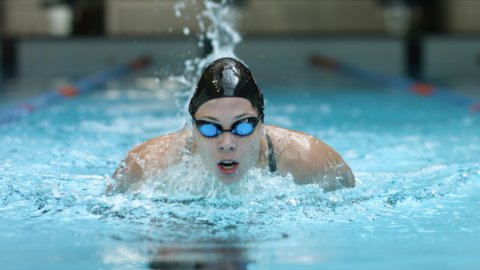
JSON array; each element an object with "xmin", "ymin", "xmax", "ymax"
[{"xmin": 188, "ymin": 57, "xmax": 264, "ymax": 121}]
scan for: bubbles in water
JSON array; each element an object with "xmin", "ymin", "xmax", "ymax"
[
  {"xmin": 116, "ymin": 152, "xmax": 295, "ymax": 200},
  {"xmin": 183, "ymin": 27, "xmax": 190, "ymax": 35}
]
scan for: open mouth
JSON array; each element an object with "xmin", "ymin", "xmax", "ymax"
[{"xmin": 217, "ymin": 160, "xmax": 239, "ymax": 175}]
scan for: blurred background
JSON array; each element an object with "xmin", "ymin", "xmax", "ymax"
[{"xmin": 0, "ymin": 0, "xmax": 479, "ymax": 101}]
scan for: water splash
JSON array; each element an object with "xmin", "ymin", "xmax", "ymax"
[
  {"xmin": 167, "ymin": 0, "xmax": 244, "ymax": 126},
  {"xmin": 197, "ymin": 0, "xmax": 242, "ymax": 66},
  {"xmin": 111, "ymin": 150, "xmax": 296, "ymax": 199},
  {"xmin": 172, "ymin": 0, "xmax": 242, "ymax": 88}
]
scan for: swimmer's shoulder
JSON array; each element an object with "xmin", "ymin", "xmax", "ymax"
[
  {"xmin": 110, "ymin": 128, "xmax": 190, "ymax": 192},
  {"xmin": 264, "ymin": 124, "xmax": 355, "ymax": 189},
  {"xmin": 130, "ymin": 128, "xmax": 192, "ymax": 167},
  {"xmin": 264, "ymin": 125, "xmax": 323, "ymax": 176},
  {"xmin": 264, "ymin": 124, "xmax": 319, "ymax": 159}
]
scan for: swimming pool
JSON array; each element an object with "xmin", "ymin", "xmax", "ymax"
[{"xmin": 1, "ymin": 76, "xmax": 479, "ymax": 269}]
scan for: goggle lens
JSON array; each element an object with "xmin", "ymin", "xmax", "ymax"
[
  {"xmin": 234, "ymin": 122, "xmax": 254, "ymax": 136},
  {"xmin": 195, "ymin": 117, "xmax": 260, "ymax": 138},
  {"xmin": 198, "ymin": 123, "xmax": 220, "ymax": 137}
]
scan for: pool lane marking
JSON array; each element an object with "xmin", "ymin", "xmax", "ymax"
[
  {"xmin": 0, "ymin": 55, "xmax": 152, "ymax": 125},
  {"xmin": 410, "ymin": 83, "xmax": 434, "ymax": 96},
  {"xmin": 310, "ymin": 54, "xmax": 479, "ymax": 113},
  {"xmin": 470, "ymin": 103, "xmax": 480, "ymax": 113},
  {"xmin": 20, "ymin": 103, "xmax": 35, "ymax": 112},
  {"xmin": 59, "ymin": 86, "xmax": 79, "ymax": 97}
]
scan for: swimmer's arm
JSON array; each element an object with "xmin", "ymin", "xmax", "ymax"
[{"xmin": 279, "ymin": 136, "xmax": 355, "ymax": 191}]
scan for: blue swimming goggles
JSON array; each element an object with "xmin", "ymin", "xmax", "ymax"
[{"xmin": 194, "ymin": 116, "xmax": 261, "ymax": 138}]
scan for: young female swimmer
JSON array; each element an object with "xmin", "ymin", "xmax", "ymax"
[{"xmin": 110, "ymin": 57, "xmax": 355, "ymax": 192}]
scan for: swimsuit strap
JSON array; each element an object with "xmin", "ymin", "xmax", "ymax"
[{"xmin": 265, "ymin": 133, "xmax": 277, "ymax": 173}]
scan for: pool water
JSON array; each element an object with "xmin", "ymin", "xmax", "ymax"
[{"xmin": 0, "ymin": 82, "xmax": 479, "ymax": 269}]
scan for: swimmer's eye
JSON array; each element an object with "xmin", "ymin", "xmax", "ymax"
[
  {"xmin": 231, "ymin": 120, "xmax": 255, "ymax": 135},
  {"xmin": 197, "ymin": 122, "xmax": 222, "ymax": 137},
  {"xmin": 194, "ymin": 116, "xmax": 260, "ymax": 138}
]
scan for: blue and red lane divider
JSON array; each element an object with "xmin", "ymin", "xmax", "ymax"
[
  {"xmin": 310, "ymin": 54, "xmax": 480, "ymax": 113},
  {"xmin": 0, "ymin": 56, "xmax": 152, "ymax": 125}
]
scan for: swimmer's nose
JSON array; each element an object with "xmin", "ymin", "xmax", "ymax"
[{"xmin": 218, "ymin": 133, "xmax": 236, "ymax": 151}]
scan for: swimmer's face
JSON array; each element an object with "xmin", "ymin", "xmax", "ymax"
[{"xmin": 193, "ymin": 97, "xmax": 262, "ymax": 184}]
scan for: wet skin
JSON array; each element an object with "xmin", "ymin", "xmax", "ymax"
[{"xmin": 111, "ymin": 97, "xmax": 355, "ymax": 192}]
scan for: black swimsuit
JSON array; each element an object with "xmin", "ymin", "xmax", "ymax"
[{"xmin": 266, "ymin": 134, "xmax": 277, "ymax": 173}]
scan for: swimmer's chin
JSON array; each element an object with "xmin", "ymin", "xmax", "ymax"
[
  {"xmin": 215, "ymin": 174, "xmax": 242, "ymax": 185},
  {"xmin": 214, "ymin": 170, "xmax": 243, "ymax": 185}
]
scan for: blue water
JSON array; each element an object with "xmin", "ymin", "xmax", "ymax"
[{"xmin": 0, "ymin": 83, "xmax": 479, "ymax": 269}]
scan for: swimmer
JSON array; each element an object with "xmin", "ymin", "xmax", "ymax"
[{"xmin": 110, "ymin": 57, "xmax": 355, "ymax": 192}]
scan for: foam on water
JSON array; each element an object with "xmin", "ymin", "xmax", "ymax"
[{"xmin": 1, "ymin": 85, "xmax": 479, "ymax": 268}]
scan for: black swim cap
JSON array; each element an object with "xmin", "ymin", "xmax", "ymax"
[{"xmin": 188, "ymin": 57, "xmax": 264, "ymax": 121}]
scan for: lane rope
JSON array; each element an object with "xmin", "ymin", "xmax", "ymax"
[
  {"xmin": 310, "ymin": 54, "xmax": 480, "ymax": 113},
  {"xmin": 0, "ymin": 56, "xmax": 152, "ymax": 125}
]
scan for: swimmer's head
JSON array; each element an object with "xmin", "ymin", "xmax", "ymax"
[
  {"xmin": 192, "ymin": 97, "xmax": 263, "ymax": 184},
  {"xmin": 188, "ymin": 57, "xmax": 264, "ymax": 121},
  {"xmin": 189, "ymin": 58, "xmax": 265, "ymax": 184}
]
